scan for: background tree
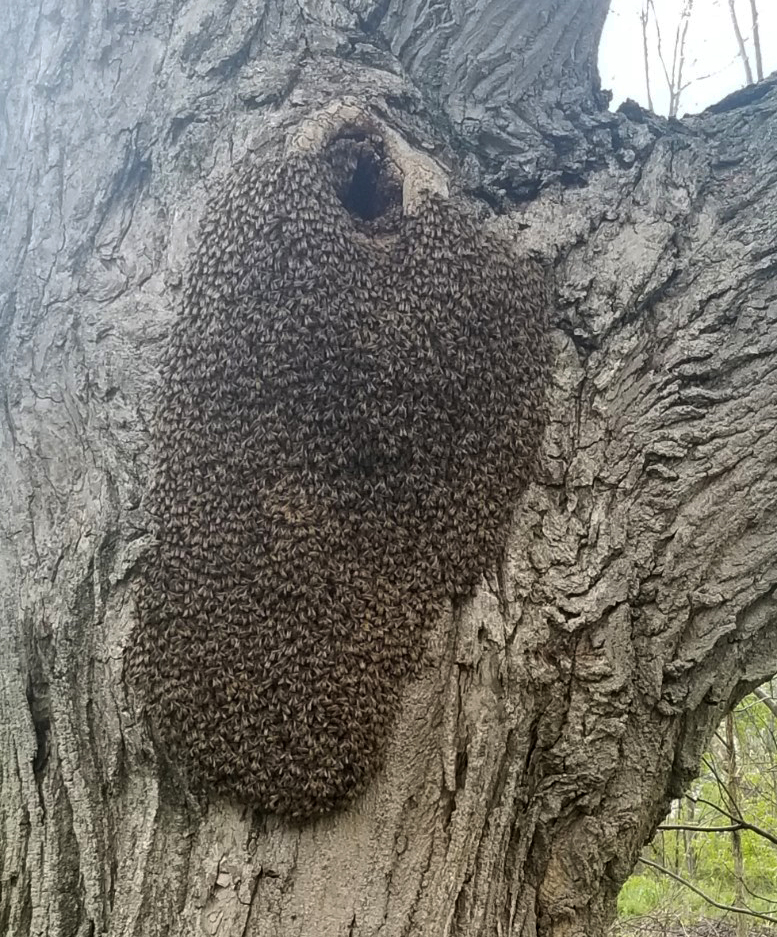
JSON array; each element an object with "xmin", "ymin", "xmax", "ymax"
[
  {"xmin": 2, "ymin": 1, "xmax": 777, "ymax": 936},
  {"xmin": 728, "ymin": 0, "xmax": 763, "ymax": 84},
  {"xmin": 611, "ymin": 0, "xmax": 769, "ymax": 116},
  {"xmin": 640, "ymin": 0, "xmax": 696, "ymax": 117},
  {"xmin": 618, "ymin": 685, "xmax": 777, "ymax": 932}
]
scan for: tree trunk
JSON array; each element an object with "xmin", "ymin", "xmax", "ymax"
[
  {"xmin": 724, "ymin": 714, "xmax": 746, "ymax": 937},
  {"xmin": 2, "ymin": 1, "xmax": 777, "ymax": 936}
]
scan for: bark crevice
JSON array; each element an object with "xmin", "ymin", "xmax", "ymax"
[{"xmin": 2, "ymin": 1, "xmax": 777, "ymax": 935}]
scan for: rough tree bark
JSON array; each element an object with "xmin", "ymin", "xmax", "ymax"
[{"xmin": 2, "ymin": 1, "xmax": 777, "ymax": 936}]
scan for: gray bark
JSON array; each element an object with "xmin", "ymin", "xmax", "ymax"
[{"xmin": 2, "ymin": 0, "xmax": 777, "ymax": 936}]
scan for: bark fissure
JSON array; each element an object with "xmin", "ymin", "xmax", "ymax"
[{"xmin": 2, "ymin": 0, "xmax": 777, "ymax": 935}]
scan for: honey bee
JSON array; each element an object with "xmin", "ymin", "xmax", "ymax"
[{"xmin": 128, "ymin": 131, "xmax": 550, "ymax": 819}]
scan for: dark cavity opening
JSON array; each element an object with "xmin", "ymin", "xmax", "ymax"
[
  {"xmin": 344, "ymin": 152, "xmax": 387, "ymax": 220},
  {"xmin": 326, "ymin": 133, "xmax": 403, "ymax": 233}
]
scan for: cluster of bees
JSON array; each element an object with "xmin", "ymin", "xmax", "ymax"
[{"xmin": 127, "ymin": 134, "xmax": 550, "ymax": 818}]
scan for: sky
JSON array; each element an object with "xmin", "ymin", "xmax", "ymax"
[{"xmin": 599, "ymin": 0, "xmax": 776, "ymax": 115}]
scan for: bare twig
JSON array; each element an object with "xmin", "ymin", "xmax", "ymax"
[
  {"xmin": 685, "ymin": 795, "xmax": 777, "ymax": 846},
  {"xmin": 648, "ymin": 0, "xmax": 694, "ymax": 117},
  {"xmin": 648, "ymin": 0, "xmax": 673, "ymax": 97},
  {"xmin": 701, "ymin": 753, "xmax": 742, "ymax": 818},
  {"xmin": 670, "ymin": 0, "xmax": 694, "ymax": 116},
  {"xmin": 638, "ymin": 857, "xmax": 777, "ymax": 925},
  {"xmin": 739, "ymin": 871, "xmax": 777, "ymax": 908},
  {"xmin": 753, "ymin": 685, "xmax": 777, "ymax": 719},
  {"xmin": 640, "ymin": 2, "xmax": 655, "ymax": 112},
  {"xmin": 669, "ymin": 6, "xmax": 682, "ymax": 115},
  {"xmin": 658, "ymin": 823, "xmax": 746, "ymax": 833},
  {"xmin": 749, "ymin": 0, "xmax": 763, "ymax": 82},
  {"xmin": 728, "ymin": 0, "xmax": 754, "ymax": 85},
  {"xmin": 674, "ymin": 7, "xmax": 693, "ymax": 106}
]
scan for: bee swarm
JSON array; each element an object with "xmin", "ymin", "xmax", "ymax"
[{"xmin": 127, "ymin": 129, "xmax": 551, "ymax": 818}]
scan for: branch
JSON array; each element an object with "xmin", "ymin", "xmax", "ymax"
[
  {"xmin": 685, "ymin": 796, "xmax": 777, "ymax": 847},
  {"xmin": 658, "ymin": 823, "xmax": 745, "ymax": 834},
  {"xmin": 753, "ymin": 685, "xmax": 777, "ymax": 719},
  {"xmin": 728, "ymin": 0, "xmax": 754, "ymax": 85},
  {"xmin": 749, "ymin": 0, "xmax": 763, "ymax": 81},
  {"xmin": 640, "ymin": 2, "xmax": 655, "ymax": 112},
  {"xmin": 669, "ymin": 9, "xmax": 682, "ymax": 116},
  {"xmin": 672, "ymin": 0, "xmax": 694, "ymax": 117},
  {"xmin": 648, "ymin": 0, "xmax": 674, "ymax": 98},
  {"xmin": 701, "ymin": 754, "xmax": 742, "ymax": 819},
  {"xmin": 638, "ymin": 857, "xmax": 777, "ymax": 925},
  {"xmin": 739, "ymin": 870, "xmax": 777, "ymax": 908}
]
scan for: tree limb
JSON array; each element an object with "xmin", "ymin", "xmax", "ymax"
[
  {"xmin": 728, "ymin": 0, "xmax": 754, "ymax": 85},
  {"xmin": 658, "ymin": 823, "xmax": 746, "ymax": 834},
  {"xmin": 640, "ymin": 2, "xmax": 655, "ymax": 112},
  {"xmin": 685, "ymin": 797, "xmax": 777, "ymax": 847},
  {"xmin": 753, "ymin": 686, "xmax": 777, "ymax": 719},
  {"xmin": 749, "ymin": 0, "xmax": 763, "ymax": 81},
  {"xmin": 638, "ymin": 857, "xmax": 777, "ymax": 925}
]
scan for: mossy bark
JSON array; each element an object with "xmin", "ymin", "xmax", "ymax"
[{"xmin": 2, "ymin": 0, "xmax": 777, "ymax": 935}]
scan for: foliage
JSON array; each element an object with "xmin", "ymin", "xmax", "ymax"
[{"xmin": 616, "ymin": 682, "xmax": 777, "ymax": 929}]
